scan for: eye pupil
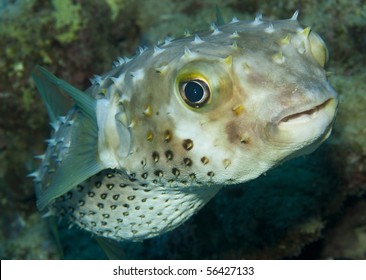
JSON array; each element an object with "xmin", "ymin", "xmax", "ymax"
[
  {"xmin": 184, "ymin": 81, "xmax": 204, "ymax": 103},
  {"xmin": 179, "ymin": 79, "xmax": 210, "ymax": 108}
]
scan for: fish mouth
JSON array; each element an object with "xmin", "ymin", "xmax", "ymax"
[{"xmin": 277, "ymin": 98, "xmax": 336, "ymax": 127}]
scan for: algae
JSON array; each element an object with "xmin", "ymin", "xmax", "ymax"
[{"xmin": 51, "ymin": 0, "xmax": 86, "ymax": 43}]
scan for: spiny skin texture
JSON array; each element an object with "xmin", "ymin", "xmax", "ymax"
[{"xmin": 32, "ymin": 14, "xmax": 338, "ymax": 241}]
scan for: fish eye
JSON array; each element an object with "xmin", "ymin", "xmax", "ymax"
[
  {"xmin": 308, "ymin": 31, "xmax": 329, "ymax": 67},
  {"xmin": 179, "ymin": 79, "xmax": 210, "ymax": 108}
]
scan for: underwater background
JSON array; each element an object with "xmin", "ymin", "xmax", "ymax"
[{"xmin": 0, "ymin": 0, "xmax": 365, "ymax": 259}]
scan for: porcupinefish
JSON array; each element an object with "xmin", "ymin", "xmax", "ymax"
[{"xmin": 30, "ymin": 12, "xmax": 338, "ymax": 242}]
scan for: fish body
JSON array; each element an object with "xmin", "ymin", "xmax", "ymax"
[{"xmin": 31, "ymin": 13, "xmax": 338, "ymax": 241}]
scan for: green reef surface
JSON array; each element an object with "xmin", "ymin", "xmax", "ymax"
[{"xmin": 0, "ymin": 0, "xmax": 365, "ymax": 259}]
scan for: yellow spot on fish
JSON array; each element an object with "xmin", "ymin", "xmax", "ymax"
[
  {"xmin": 143, "ymin": 105, "xmax": 152, "ymax": 117},
  {"xmin": 128, "ymin": 119, "xmax": 136, "ymax": 128},
  {"xmin": 299, "ymin": 26, "xmax": 311, "ymax": 38},
  {"xmin": 240, "ymin": 133, "xmax": 251, "ymax": 144},
  {"xmin": 231, "ymin": 40, "xmax": 239, "ymax": 50},
  {"xmin": 155, "ymin": 64, "xmax": 168, "ymax": 74},
  {"xmin": 232, "ymin": 104, "xmax": 244, "ymax": 116},
  {"xmin": 223, "ymin": 159, "xmax": 231, "ymax": 169},
  {"xmin": 279, "ymin": 34, "xmax": 291, "ymax": 45},
  {"xmin": 146, "ymin": 131, "xmax": 154, "ymax": 141},
  {"xmin": 242, "ymin": 62, "xmax": 251, "ymax": 73},
  {"xmin": 223, "ymin": 55, "xmax": 233, "ymax": 67},
  {"xmin": 272, "ymin": 52, "xmax": 285, "ymax": 64}
]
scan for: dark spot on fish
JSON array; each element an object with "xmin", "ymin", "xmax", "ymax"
[
  {"xmin": 165, "ymin": 150, "xmax": 173, "ymax": 160},
  {"xmin": 207, "ymin": 171, "xmax": 215, "ymax": 177},
  {"xmin": 141, "ymin": 198, "xmax": 147, "ymax": 202},
  {"xmin": 153, "ymin": 179, "xmax": 158, "ymax": 184},
  {"xmin": 189, "ymin": 173, "xmax": 196, "ymax": 179},
  {"xmin": 139, "ymin": 214, "xmax": 145, "ymax": 219},
  {"xmin": 66, "ymin": 191, "xmax": 72, "ymax": 199},
  {"xmin": 117, "ymin": 218, "xmax": 123, "ymax": 223},
  {"xmin": 101, "ymin": 221, "xmax": 107, "ymax": 226},
  {"xmin": 123, "ymin": 203, "xmax": 129, "ymax": 208},
  {"xmin": 110, "ymin": 205, "xmax": 117, "ymax": 210},
  {"xmin": 89, "ymin": 210, "xmax": 96, "ymax": 215},
  {"xmin": 152, "ymin": 151, "xmax": 159, "ymax": 162},
  {"xmin": 119, "ymin": 183, "xmax": 127, "ymax": 188},
  {"xmin": 141, "ymin": 172, "xmax": 148, "ymax": 179},
  {"xmin": 107, "ymin": 173, "xmax": 114, "ymax": 178},
  {"xmin": 76, "ymin": 185, "xmax": 84, "ymax": 192},
  {"xmin": 149, "ymin": 206, "xmax": 154, "ymax": 210},
  {"xmin": 103, "ymin": 214, "xmax": 110, "ymax": 219},
  {"xmin": 88, "ymin": 191, "xmax": 95, "ymax": 197},
  {"xmin": 201, "ymin": 156, "xmax": 209, "ymax": 165},
  {"xmin": 183, "ymin": 139, "xmax": 194, "ymax": 150},
  {"xmin": 78, "ymin": 200, "xmax": 85, "ymax": 206},
  {"xmin": 154, "ymin": 170, "xmax": 163, "ymax": 177},
  {"xmin": 106, "ymin": 183, "xmax": 114, "ymax": 190},
  {"xmin": 131, "ymin": 229, "xmax": 138, "ymax": 234},
  {"xmin": 144, "ymin": 189, "xmax": 151, "ymax": 192},
  {"xmin": 97, "ymin": 203, "xmax": 104, "ymax": 209},
  {"xmin": 172, "ymin": 168, "xmax": 180, "ymax": 177},
  {"xmin": 95, "ymin": 181, "xmax": 102, "ymax": 188},
  {"xmin": 157, "ymin": 212, "xmax": 162, "ymax": 216},
  {"xmin": 100, "ymin": 193, "xmax": 107, "ymax": 199},
  {"xmin": 113, "ymin": 194, "xmax": 120, "ymax": 200},
  {"xmin": 164, "ymin": 130, "xmax": 172, "ymax": 142},
  {"xmin": 129, "ymin": 173, "xmax": 137, "ymax": 182},
  {"xmin": 91, "ymin": 221, "xmax": 97, "ymax": 227},
  {"xmin": 135, "ymin": 206, "xmax": 140, "ymax": 210},
  {"xmin": 128, "ymin": 195, "xmax": 136, "ymax": 200},
  {"xmin": 183, "ymin": 158, "xmax": 192, "ymax": 166},
  {"xmin": 123, "ymin": 212, "xmax": 129, "ymax": 216}
]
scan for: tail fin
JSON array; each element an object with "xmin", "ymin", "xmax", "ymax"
[{"xmin": 32, "ymin": 66, "xmax": 104, "ymax": 210}]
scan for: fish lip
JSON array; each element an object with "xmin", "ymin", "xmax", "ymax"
[{"xmin": 276, "ymin": 98, "xmax": 335, "ymax": 126}]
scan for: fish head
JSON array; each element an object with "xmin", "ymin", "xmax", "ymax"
[{"xmin": 99, "ymin": 18, "xmax": 338, "ymax": 187}]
